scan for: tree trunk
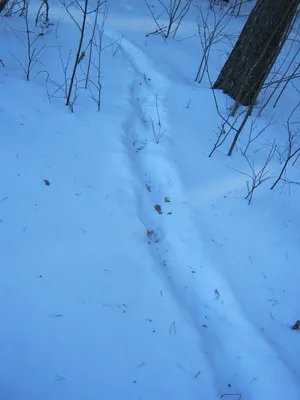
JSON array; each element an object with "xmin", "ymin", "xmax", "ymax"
[
  {"xmin": 0, "ymin": 0, "xmax": 9, "ymax": 13},
  {"xmin": 213, "ymin": 0, "xmax": 300, "ymax": 106}
]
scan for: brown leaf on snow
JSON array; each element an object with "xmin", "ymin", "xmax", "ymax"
[
  {"xmin": 164, "ymin": 196, "xmax": 170, "ymax": 202},
  {"xmin": 147, "ymin": 230, "xmax": 154, "ymax": 239},
  {"xmin": 44, "ymin": 179, "xmax": 50, "ymax": 186},
  {"xmin": 154, "ymin": 204, "xmax": 162, "ymax": 214}
]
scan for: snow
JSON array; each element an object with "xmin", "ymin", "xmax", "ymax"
[{"xmin": 0, "ymin": 1, "xmax": 300, "ymax": 399}]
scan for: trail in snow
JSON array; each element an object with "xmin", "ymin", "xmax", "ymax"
[
  {"xmin": 2, "ymin": 3, "xmax": 299, "ymax": 399},
  {"xmin": 113, "ymin": 32, "xmax": 300, "ymax": 400}
]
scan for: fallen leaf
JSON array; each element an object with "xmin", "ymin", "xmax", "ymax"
[
  {"xmin": 145, "ymin": 184, "xmax": 151, "ymax": 192},
  {"xmin": 202, "ymin": 324, "xmax": 207, "ymax": 328},
  {"xmin": 164, "ymin": 196, "xmax": 170, "ymax": 202},
  {"xmin": 154, "ymin": 204, "xmax": 162, "ymax": 214},
  {"xmin": 292, "ymin": 320, "xmax": 300, "ymax": 330},
  {"xmin": 147, "ymin": 230, "xmax": 154, "ymax": 239},
  {"xmin": 44, "ymin": 179, "xmax": 50, "ymax": 186}
]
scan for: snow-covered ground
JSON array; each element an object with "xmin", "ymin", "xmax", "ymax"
[{"xmin": 0, "ymin": 1, "xmax": 299, "ymax": 399}]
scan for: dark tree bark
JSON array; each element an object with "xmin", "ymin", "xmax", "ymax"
[
  {"xmin": 213, "ymin": 0, "xmax": 300, "ymax": 106},
  {"xmin": 0, "ymin": 0, "xmax": 9, "ymax": 13}
]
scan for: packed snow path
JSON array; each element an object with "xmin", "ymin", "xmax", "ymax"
[
  {"xmin": 112, "ymin": 32, "xmax": 300, "ymax": 400},
  {"xmin": 0, "ymin": 2, "xmax": 299, "ymax": 400}
]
